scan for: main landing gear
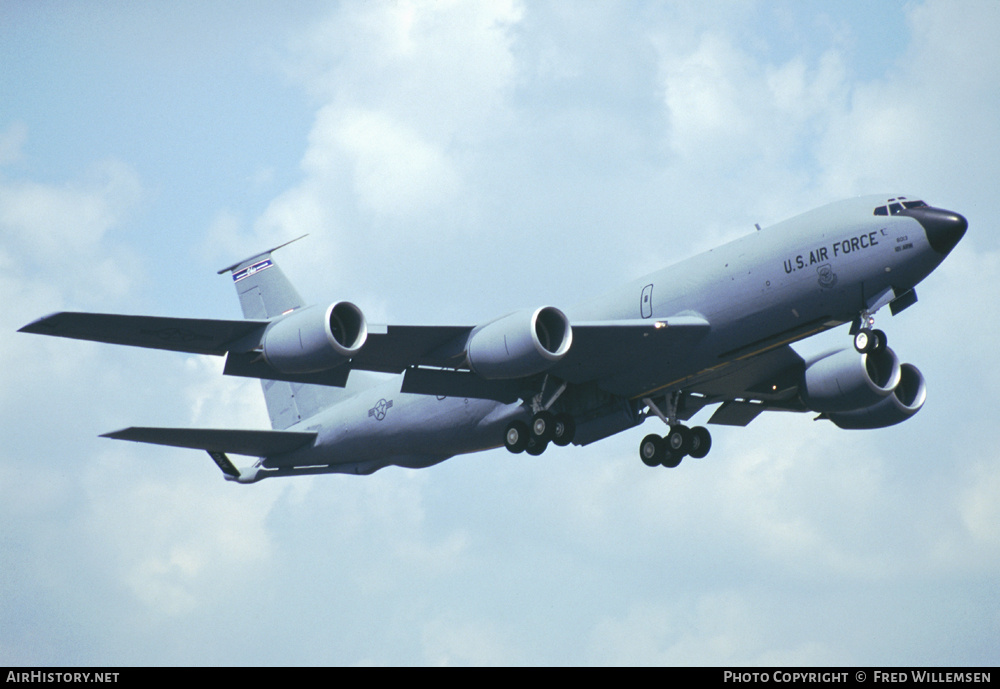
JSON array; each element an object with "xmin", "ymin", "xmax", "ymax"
[
  {"xmin": 504, "ymin": 411, "xmax": 576, "ymax": 456},
  {"xmin": 639, "ymin": 425, "xmax": 711, "ymax": 468},
  {"xmin": 638, "ymin": 394, "xmax": 712, "ymax": 469}
]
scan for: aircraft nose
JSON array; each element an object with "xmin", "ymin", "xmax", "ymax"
[{"xmin": 900, "ymin": 206, "xmax": 968, "ymax": 255}]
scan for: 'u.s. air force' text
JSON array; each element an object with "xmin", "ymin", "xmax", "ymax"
[{"xmin": 784, "ymin": 231, "xmax": 881, "ymax": 274}]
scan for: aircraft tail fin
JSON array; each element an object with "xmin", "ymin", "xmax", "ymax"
[
  {"xmin": 217, "ymin": 235, "xmax": 308, "ymax": 320},
  {"xmin": 101, "ymin": 426, "xmax": 318, "ymax": 483},
  {"xmin": 217, "ymin": 236, "xmax": 348, "ymax": 430}
]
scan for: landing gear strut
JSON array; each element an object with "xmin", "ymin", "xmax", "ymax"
[{"xmin": 638, "ymin": 394, "xmax": 712, "ymax": 469}]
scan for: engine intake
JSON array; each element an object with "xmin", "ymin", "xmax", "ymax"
[
  {"xmin": 262, "ymin": 301, "xmax": 367, "ymax": 374},
  {"xmin": 467, "ymin": 306, "xmax": 572, "ymax": 380}
]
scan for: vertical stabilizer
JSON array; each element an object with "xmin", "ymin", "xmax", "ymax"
[
  {"xmin": 217, "ymin": 235, "xmax": 308, "ymax": 320},
  {"xmin": 217, "ymin": 236, "xmax": 345, "ymax": 430}
]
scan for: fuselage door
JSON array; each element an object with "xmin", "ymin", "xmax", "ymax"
[{"xmin": 640, "ymin": 284, "xmax": 654, "ymax": 318}]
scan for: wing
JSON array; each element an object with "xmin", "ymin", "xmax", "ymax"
[
  {"xmin": 349, "ymin": 317, "xmax": 713, "ymax": 402},
  {"xmin": 347, "ymin": 317, "xmax": 711, "ymax": 378},
  {"xmin": 675, "ymin": 344, "xmax": 808, "ymax": 426},
  {"xmin": 19, "ymin": 312, "xmax": 268, "ymax": 356}
]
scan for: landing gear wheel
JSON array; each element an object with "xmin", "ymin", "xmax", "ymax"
[
  {"xmin": 504, "ymin": 421, "xmax": 529, "ymax": 454},
  {"xmin": 872, "ymin": 329, "xmax": 887, "ymax": 352},
  {"xmin": 525, "ymin": 439, "xmax": 548, "ymax": 456},
  {"xmin": 531, "ymin": 411, "xmax": 556, "ymax": 442},
  {"xmin": 661, "ymin": 447, "xmax": 683, "ymax": 469},
  {"xmin": 687, "ymin": 426, "xmax": 712, "ymax": 459},
  {"xmin": 551, "ymin": 413, "xmax": 576, "ymax": 447},
  {"xmin": 640, "ymin": 434, "xmax": 664, "ymax": 467},
  {"xmin": 666, "ymin": 425, "xmax": 691, "ymax": 455},
  {"xmin": 854, "ymin": 328, "xmax": 873, "ymax": 353},
  {"xmin": 855, "ymin": 328, "xmax": 888, "ymax": 354}
]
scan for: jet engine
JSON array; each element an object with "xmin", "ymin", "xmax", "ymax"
[
  {"xmin": 261, "ymin": 301, "xmax": 367, "ymax": 374},
  {"xmin": 467, "ymin": 306, "xmax": 572, "ymax": 380},
  {"xmin": 799, "ymin": 347, "xmax": 927, "ymax": 429},
  {"xmin": 800, "ymin": 346, "xmax": 901, "ymax": 413},
  {"xmin": 825, "ymin": 363, "xmax": 926, "ymax": 429}
]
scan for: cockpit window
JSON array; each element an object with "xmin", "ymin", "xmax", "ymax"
[{"xmin": 873, "ymin": 197, "xmax": 927, "ymax": 216}]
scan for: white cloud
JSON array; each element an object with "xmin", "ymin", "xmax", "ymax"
[
  {"xmin": 960, "ymin": 460, "xmax": 1000, "ymax": 548},
  {"xmin": 0, "ymin": 122, "xmax": 27, "ymax": 166},
  {"xmin": 83, "ymin": 447, "xmax": 287, "ymax": 617},
  {"xmin": 0, "ymin": 159, "xmax": 140, "ymax": 258},
  {"xmin": 588, "ymin": 593, "xmax": 842, "ymax": 666},
  {"xmin": 421, "ymin": 614, "xmax": 517, "ymax": 666},
  {"xmin": 816, "ymin": 0, "xmax": 1000, "ymax": 200},
  {"xmin": 323, "ymin": 107, "xmax": 462, "ymax": 219},
  {"xmin": 0, "ymin": 156, "xmax": 142, "ymax": 307}
]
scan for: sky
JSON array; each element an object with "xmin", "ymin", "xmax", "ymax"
[{"xmin": 1, "ymin": 0, "xmax": 998, "ymax": 666}]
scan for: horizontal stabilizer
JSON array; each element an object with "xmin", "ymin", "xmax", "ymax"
[
  {"xmin": 101, "ymin": 427, "xmax": 317, "ymax": 456},
  {"xmin": 216, "ymin": 234, "xmax": 308, "ymax": 275},
  {"xmin": 19, "ymin": 312, "xmax": 268, "ymax": 356}
]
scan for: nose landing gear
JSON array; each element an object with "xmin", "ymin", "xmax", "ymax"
[{"xmin": 852, "ymin": 308, "xmax": 888, "ymax": 354}]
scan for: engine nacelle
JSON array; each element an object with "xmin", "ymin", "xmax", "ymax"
[
  {"xmin": 262, "ymin": 301, "xmax": 367, "ymax": 374},
  {"xmin": 800, "ymin": 346, "xmax": 901, "ymax": 413},
  {"xmin": 825, "ymin": 363, "xmax": 926, "ymax": 429},
  {"xmin": 467, "ymin": 306, "xmax": 572, "ymax": 380}
]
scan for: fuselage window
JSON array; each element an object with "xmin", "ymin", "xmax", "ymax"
[{"xmin": 874, "ymin": 206, "xmax": 888, "ymax": 216}]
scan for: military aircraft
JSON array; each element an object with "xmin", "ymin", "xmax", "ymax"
[{"xmin": 19, "ymin": 195, "xmax": 967, "ymax": 483}]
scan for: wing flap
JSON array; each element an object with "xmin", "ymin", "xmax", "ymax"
[
  {"xmin": 707, "ymin": 400, "xmax": 768, "ymax": 426},
  {"xmin": 223, "ymin": 351, "xmax": 352, "ymax": 387},
  {"xmin": 350, "ymin": 325, "xmax": 472, "ymax": 373},
  {"xmin": 101, "ymin": 427, "xmax": 317, "ymax": 456},
  {"xmin": 553, "ymin": 317, "xmax": 710, "ymax": 383},
  {"xmin": 19, "ymin": 312, "xmax": 268, "ymax": 356},
  {"xmin": 401, "ymin": 368, "xmax": 525, "ymax": 403}
]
